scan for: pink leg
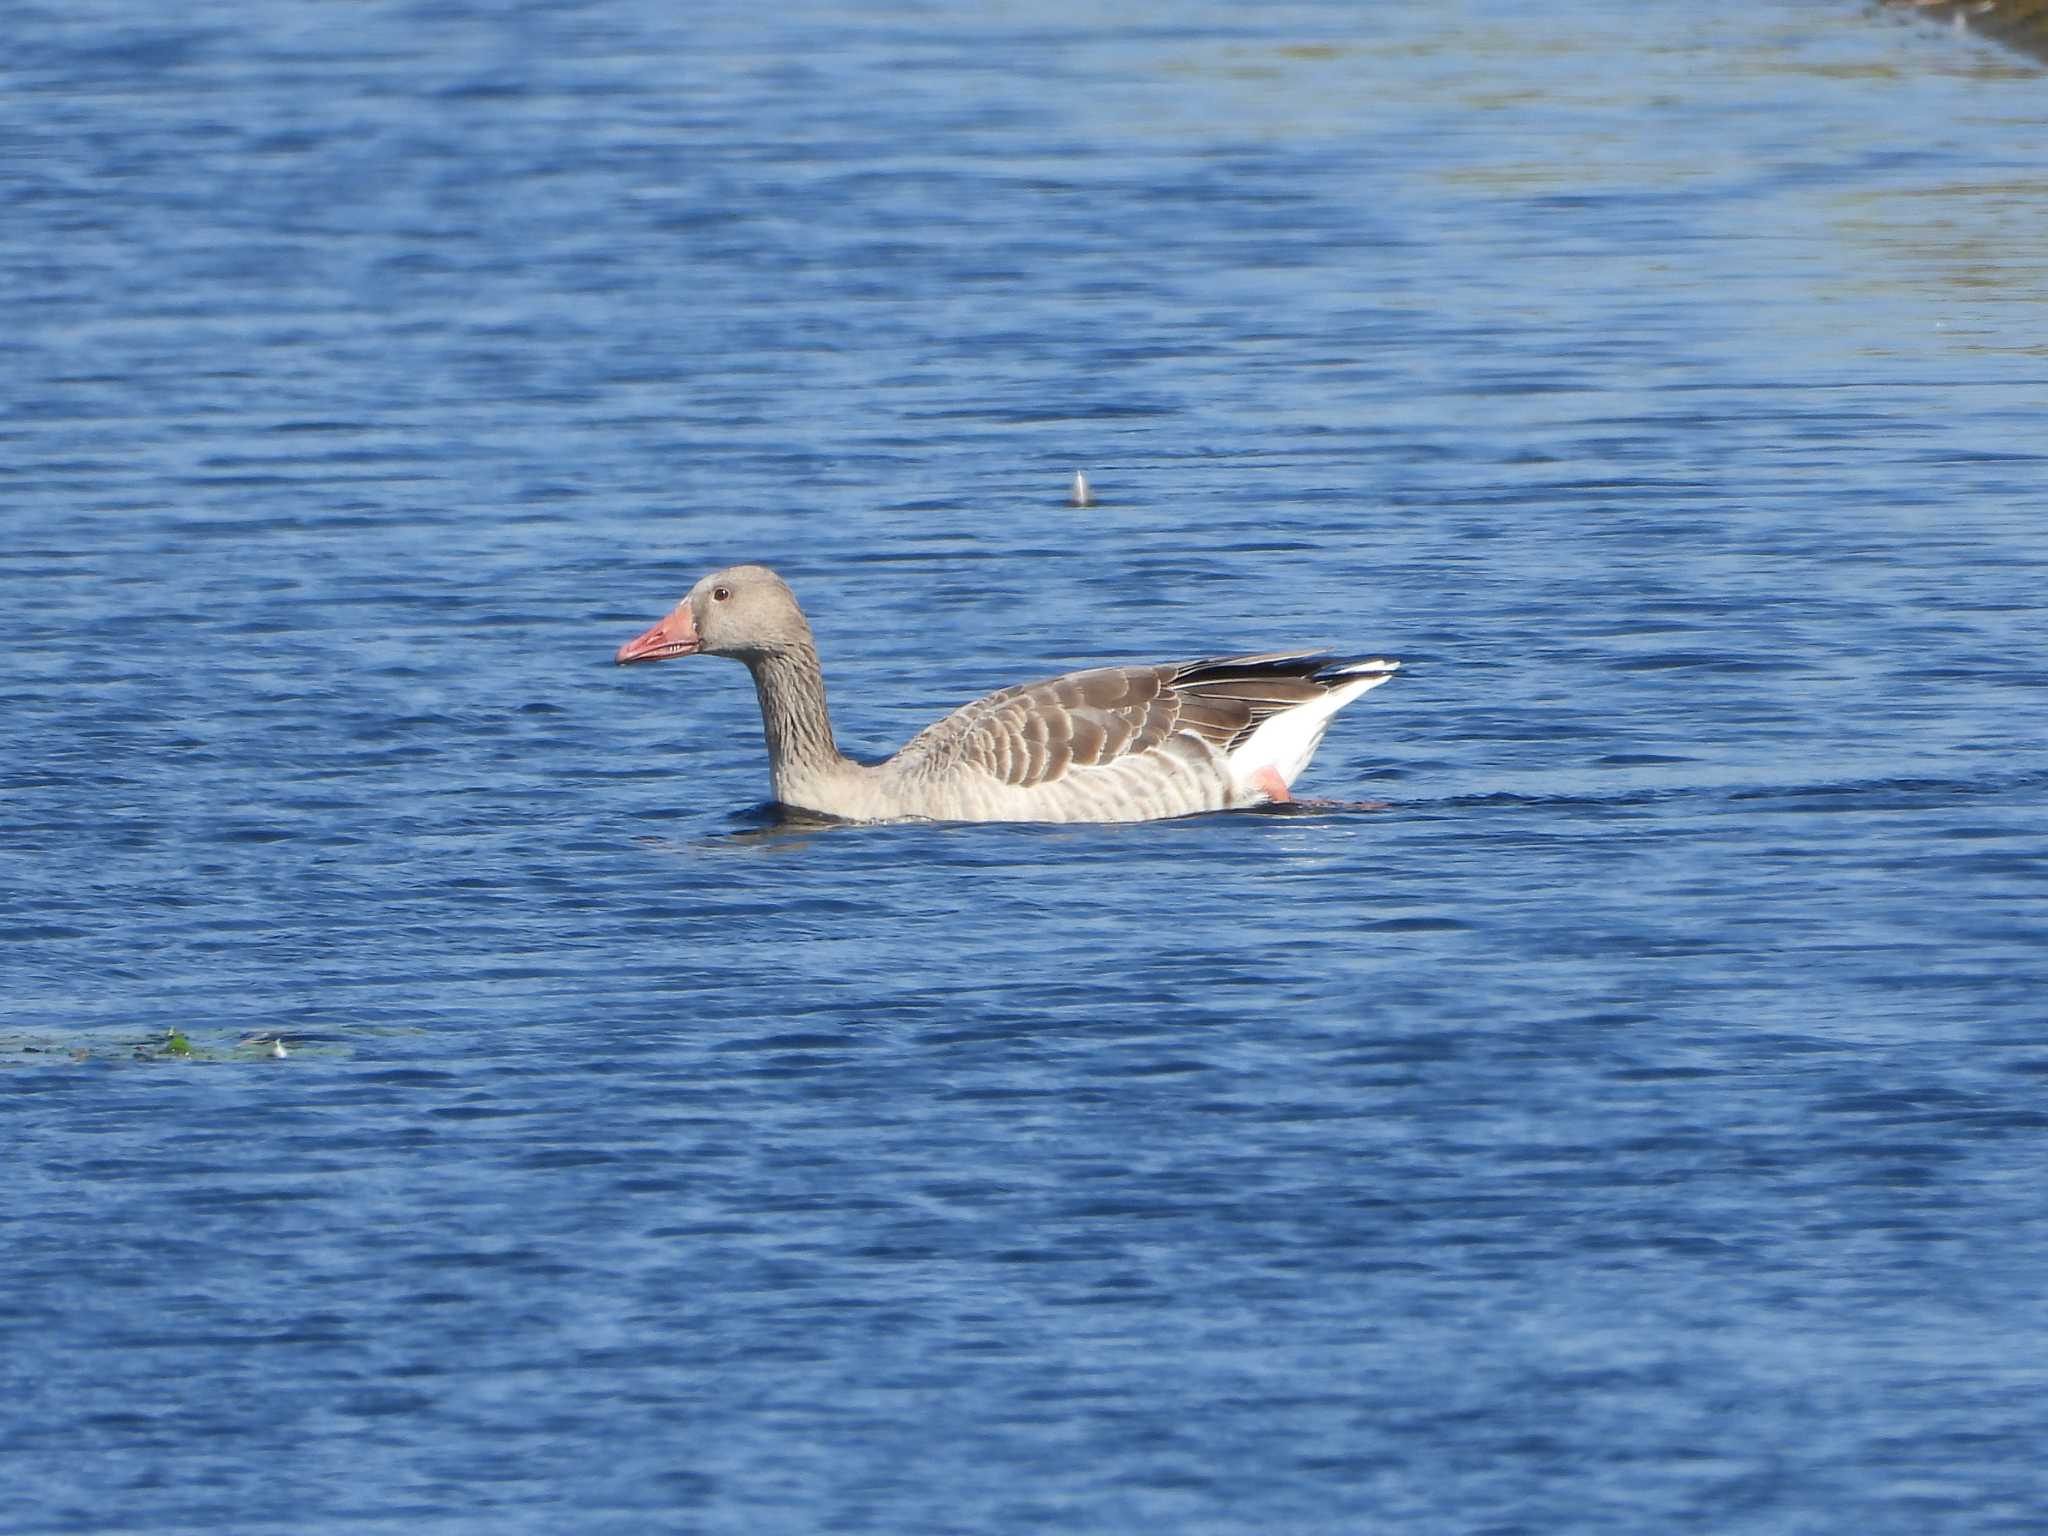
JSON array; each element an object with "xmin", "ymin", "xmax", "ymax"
[
  {"xmin": 1252, "ymin": 766, "xmax": 1293, "ymax": 804},
  {"xmin": 1250, "ymin": 768, "xmax": 1390, "ymax": 813}
]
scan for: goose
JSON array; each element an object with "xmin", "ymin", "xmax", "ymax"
[{"xmin": 615, "ymin": 565, "xmax": 1398, "ymax": 824}]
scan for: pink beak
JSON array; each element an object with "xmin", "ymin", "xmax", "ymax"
[{"xmin": 615, "ymin": 603, "xmax": 701, "ymax": 664}]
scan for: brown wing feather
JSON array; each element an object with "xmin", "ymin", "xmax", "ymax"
[{"xmin": 890, "ymin": 651, "xmax": 1356, "ymax": 791}]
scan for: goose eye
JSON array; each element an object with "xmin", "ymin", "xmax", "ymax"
[{"xmin": 712, "ymin": 586, "xmax": 731, "ymax": 603}]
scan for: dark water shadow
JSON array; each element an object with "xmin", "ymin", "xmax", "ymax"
[
  {"xmin": 1398, "ymin": 765, "xmax": 2048, "ymax": 819},
  {"xmin": 656, "ymin": 797, "xmax": 1405, "ymax": 849},
  {"xmin": 1892, "ymin": 0, "xmax": 2048, "ymax": 65}
]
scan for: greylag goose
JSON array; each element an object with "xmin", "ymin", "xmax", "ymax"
[{"xmin": 615, "ymin": 565, "xmax": 1398, "ymax": 824}]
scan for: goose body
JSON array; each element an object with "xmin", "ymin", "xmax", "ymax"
[{"xmin": 616, "ymin": 565, "xmax": 1398, "ymax": 825}]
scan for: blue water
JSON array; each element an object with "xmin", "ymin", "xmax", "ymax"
[{"xmin": 6, "ymin": 3, "xmax": 2048, "ymax": 1531}]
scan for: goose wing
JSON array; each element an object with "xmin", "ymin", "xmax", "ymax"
[{"xmin": 888, "ymin": 651, "xmax": 1387, "ymax": 790}]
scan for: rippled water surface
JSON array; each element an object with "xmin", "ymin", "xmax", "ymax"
[{"xmin": 6, "ymin": 3, "xmax": 2048, "ymax": 1531}]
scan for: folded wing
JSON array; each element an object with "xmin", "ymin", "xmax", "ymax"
[{"xmin": 891, "ymin": 651, "xmax": 1393, "ymax": 790}]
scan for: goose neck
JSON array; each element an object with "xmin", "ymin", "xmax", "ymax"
[{"xmin": 747, "ymin": 644, "xmax": 844, "ymax": 786}]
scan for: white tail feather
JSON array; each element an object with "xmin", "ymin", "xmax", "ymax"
[{"xmin": 1224, "ymin": 661, "xmax": 1399, "ymax": 791}]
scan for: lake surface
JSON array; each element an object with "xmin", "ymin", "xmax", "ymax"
[{"xmin": 5, "ymin": 2, "xmax": 2047, "ymax": 1531}]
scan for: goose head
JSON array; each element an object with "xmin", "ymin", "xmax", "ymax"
[{"xmin": 615, "ymin": 564, "xmax": 812, "ymax": 665}]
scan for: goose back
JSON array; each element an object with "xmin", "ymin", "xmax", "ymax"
[{"xmin": 876, "ymin": 651, "xmax": 1394, "ymax": 822}]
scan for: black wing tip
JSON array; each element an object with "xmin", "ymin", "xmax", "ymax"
[{"xmin": 1176, "ymin": 652, "xmax": 1400, "ymax": 685}]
